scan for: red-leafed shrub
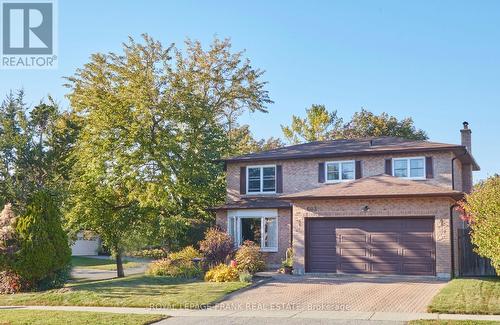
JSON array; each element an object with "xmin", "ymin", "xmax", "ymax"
[{"xmin": 199, "ymin": 228, "xmax": 234, "ymax": 268}]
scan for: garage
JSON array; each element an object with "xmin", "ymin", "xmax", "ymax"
[{"xmin": 306, "ymin": 217, "xmax": 435, "ymax": 275}]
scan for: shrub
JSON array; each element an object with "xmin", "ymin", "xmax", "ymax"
[
  {"xmin": 147, "ymin": 246, "xmax": 202, "ymax": 278},
  {"xmin": 204, "ymin": 264, "xmax": 238, "ymax": 282},
  {"xmin": 234, "ymin": 241, "xmax": 265, "ymax": 274},
  {"xmin": 13, "ymin": 190, "xmax": 71, "ymax": 290},
  {"xmin": 199, "ymin": 228, "xmax": 234, "ymax": 268},
  {"xmin": 130, "ymin": 248, "xmax": 167, "ymax": 259},
  {"xmin": 239, "ymin": 271, "xmax": 252, "ymax": 283},
  {"xmin": 0, "ymin": 271, "xmax": 25, "ymax": 294},
  {"xmin": 457, "ymin": 175, "xmax": 500, "ymax": 273}
]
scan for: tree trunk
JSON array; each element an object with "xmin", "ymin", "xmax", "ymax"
[{"xmin": 116, "ymin": 252, "xmax": 125, "ymax": 278}]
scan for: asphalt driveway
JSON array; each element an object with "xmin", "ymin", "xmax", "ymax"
[{"xmin": 217, "ymin": 275, "xmax": 447, "ymax": 313}]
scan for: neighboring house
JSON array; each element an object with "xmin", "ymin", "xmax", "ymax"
[
  {"xmin": 71, "ymin": 231, "xmax": 101, "ymax": 256},
  {"xmin": 215, "ymin": 122, "xmax": 479, "ymax": 279}
]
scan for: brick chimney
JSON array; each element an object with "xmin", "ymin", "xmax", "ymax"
[{"xmin": 460, "ymin": 121, "xmax": 472, "ymax": 153}]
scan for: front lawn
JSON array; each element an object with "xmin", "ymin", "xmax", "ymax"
[
  {"xmin": 0, "ymin": 309, "xmax": 164, "ymax": 325},
  {"xmin": 71, "ymin": 256, "xmax": 143, "ymax": 270},
  {"xmin": 428, "ymin": 278, "xmax": 500, "ymax": 315},
  {"xmin": 410, "ymin": 321, "xmax": 499, "ymax": 325},
  {"xmin": 0, "ymin": 275, "xmax": 248, "ymax": 308}
]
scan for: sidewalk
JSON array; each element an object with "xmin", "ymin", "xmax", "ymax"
[{"xmin": 1, "ymin": 305, "xmax": 499, "ymax": 322}]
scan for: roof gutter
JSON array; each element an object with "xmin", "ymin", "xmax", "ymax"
[{"xmin": 282, "ymin": 192, "xmax": 464, "ymax": 201}]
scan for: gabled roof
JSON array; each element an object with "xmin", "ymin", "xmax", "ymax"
[
  {"xmin": 281, "ymin": 174, "xmax": 464, "ymax": 200},
  {"xmin": 224, "ymin": 136, "xmax": 480, "ymax": 171}
]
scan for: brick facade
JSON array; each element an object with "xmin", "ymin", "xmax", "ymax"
[
  {"xmin": 226, "ymin": 151, "xmax": 463, "ymax": 202},
  {"xmin": 291, "ymin": 197, "xmax": 456, "ymax": 278},
  {"xmin": 217, "ymin": 146, "xmax": 474, "ymax": 278}
]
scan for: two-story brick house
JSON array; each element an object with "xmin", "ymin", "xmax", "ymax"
[{"xmin": 215, "ymin": 122, "xmax": 479, "ymax": 279}]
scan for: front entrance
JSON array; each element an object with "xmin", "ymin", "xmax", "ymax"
[{"xmin": 306, "ymin": 217, "xmax": 436, "ymax": 275}]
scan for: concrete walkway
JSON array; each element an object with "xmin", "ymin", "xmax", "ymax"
[{"xmin": 2, "ymin": 305, "xmax": 499, "ymax": 323}]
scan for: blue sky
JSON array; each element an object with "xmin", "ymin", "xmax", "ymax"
[{"xmin": 1, "ymin": 0, "xmax": 498, "ymax": 181}]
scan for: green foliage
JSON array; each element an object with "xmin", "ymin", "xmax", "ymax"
[
  {"xmin": 281, "ymin": 106, "xmax": 428, "ymax": 144},
  {"xmin": 13, "ymin": 190, "xmax": 71, "ymax": 290},
  {"xmin": 234, "ymin": 240, "xmax": 265, "ymax": 274},
  {"xmin": 338, "ymin": 109, "xmax": 428, "ymax": 140},
  {"xmin": 281, "ymin": 247, "xmax": 294, "ymax": 268},
  {"xmin": 147, "ymin": 246, "xmax": 202, "ymax": 278},
  {"xmin": 238, "ymin": 271, "xmax": 252, "ymax": 283},
  {"xmin": 458, "ymin": 175, "xmax": 500, "ymax": 273},
  {"xmin": 281, "ymin": 104, "xmax": 342, "ymax": 144},
  {"xmin": 129, "ymin": 248, "xmax": 167, "ymax": 260},
  {"xmin": 229, "ymin": 125, "xmax": 285, "ymax": 156},
  {"xmin": 65, "ymin": 35, "xmax": 272, "ymax": 262},
  {"xmin": 204, "ymin": 264, "xmax": 239, "ymax": 282},
  {"xmin": 199, "ymin": 228, "xmax": 234, "ymax": 268},
  {"xmin": 0, "ymin": 91, "xmax": 74, "ymax": 211}
]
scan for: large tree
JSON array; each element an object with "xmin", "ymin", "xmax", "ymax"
[
  {"xmin": 281, "ymin": 104, "xmax": 342, "ymax": 144},
  {"xmin": 337, "ymin": 109, "xmax": 428, "ymax": 140},
  {"xmin": 458, "ymin": 175, "xmax": 500, "ymax": 273},
  {"xmin": 65, "ymin": 35, "xmax": 272, "ymax": 274},
  {"xmin": 0, "ymin": 91, "xmax": 72, "ymax": 210},
  {"xmin": 229, "ymin": 125, "xmax": 285, "ymax": 156},
  {"xmin": 281, "ymin": 106, "xmax": 428, "ymax": 144}
]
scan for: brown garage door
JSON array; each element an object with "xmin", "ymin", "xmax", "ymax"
[{"xmin": 306, "ymin": 218, "xmax": 435, "ymax": 275}]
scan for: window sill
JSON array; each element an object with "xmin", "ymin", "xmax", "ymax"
[
  {"xmin": 324, "ymin": 179, "xmax": 354, "ymax": 184},
  {"xmin": 395, "ymin": 177, "xmax": 427, "ymax": 181},
  {"xmin": 244, "ymin": 192, "xmax": 278, "ymax": 196},
  {"xmin": 261, "ymin": 248, "xmax": 278, "ymax": 253}
]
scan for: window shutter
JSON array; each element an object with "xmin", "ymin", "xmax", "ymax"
[
  {"xmin": 426, "ymin": 157, "xmax": 434, "ymax": 179},
  {"xmin": 240, "ymin": 167, "xmax": 246, "ymax": 194},
  {"xmin": 318, "ymin": 162, "xmax": 325, "ymax": 183},
  {"xmin": 385, "ymin": 159, "xmax": 392, "ymax": 175},
  {"xmin": 276, "ymin": 165, "xmax": 283, "ymax": 193},
  {"xmin": 355, "ymin": 160, "xmax": 362, "ymax": 179}
]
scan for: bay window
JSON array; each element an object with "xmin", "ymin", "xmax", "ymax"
[{"xmin": 227, "ymin": 209, "xmax": 278, "ymax": 252}]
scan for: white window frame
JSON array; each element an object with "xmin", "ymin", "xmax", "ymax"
[
  {"xmin": 227, "ymin": 209, "xmax": 278, "ymax": 252},
  {"xmin": 324, "ymin": 160, "xmax": 356, "ymax": 183},
  {"xmin": 392, "ymin": 156, "xmax": 426, "ymax": 180},
  {"xmin": 246, "ymin": 165, "xmax": 276, "ymax": 195}
]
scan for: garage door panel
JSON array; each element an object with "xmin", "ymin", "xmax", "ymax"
[
  {"xmin": 402, "ymin": 249, "xmax": 433, "ymax": 258},
  {"xmin": 307, "ymin": 218, "xmax": 435, "ymax": 275},
  {"xmin": 371, "ymin": 233, "xmax": 399, "ymax": 243},
  {"xmin": 339, "ymin": 248, "xmax": 367, "ymax": 257},
  {"xmin": 371, "ymin": 248, "xmax": 400, "ymax": 259},
  {"xmin": 338, "ymin": 262, "xmax": 369, "ymax": 273},
  {"xmin": 372, "ymin": 263, "xmax": 400, "ymax": 273},
  {"xmin": 403, "ymin": 263, "xmax": 434, "ymax": 274},
  {"xmin": 338, "ymin": 234, "xmax": 367, "ymax": 243}
]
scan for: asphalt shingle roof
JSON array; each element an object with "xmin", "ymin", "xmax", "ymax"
[{"xmin": 281, "ymin": 174, "xmax": 463, "ymax": 200}]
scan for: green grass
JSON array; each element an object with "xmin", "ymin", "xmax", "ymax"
[
  {"xmin": 0, "ymin": 310, "xmax": 164, "ymax": 325},
  {"xmin": 409, "ymin": 321, "xmax": 500, "ymax": 325},
  {"xmin": 71, "ymin": 256, "xmax": 143, "ymax": 270},
  {"xmin": 428, "ymin": 278, "xmax": 500, "ymax": 315},
  {"xmin": 0, "ymin": 275, "xmax": 248, "ymax": 308}
]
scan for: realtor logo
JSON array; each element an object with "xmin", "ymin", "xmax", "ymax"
[{"xmin": 1, "ymin": 0, "xmax": 57, "ymax": 69}]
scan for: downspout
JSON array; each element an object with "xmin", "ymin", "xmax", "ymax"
[
  {"xmin": 449, "ymin": 149, "xmax": 467, "ymax": 278},
  {"xmin": 449, "ymin": 205, "xmax": 456, "ymax": 278}
]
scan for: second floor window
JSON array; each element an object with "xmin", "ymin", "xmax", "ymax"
[
  {"xmin": 393, "ymin": 157, "xmax": 425, "ymax": 179},
  {"xmin": 325, "ymin": 161, "xmax": 355, "ymax": 182},
  {"xmin": 247, "ymin": 165, "xmax": 276, "ymax": 193}
]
